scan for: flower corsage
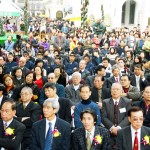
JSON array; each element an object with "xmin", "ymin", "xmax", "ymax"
[
  {"xmin": 93, "ymin": 135, "xmax": 102, "ymax": 145},
  {"xmin": 5, "ymin": 128, "xmax": 15, "ymax": 136},
  {"xmin": 52, "ymin": 128, "xmax": 61, "ymax": 137},
  {"xmin": 141, "ymin": 135, "xmax": 150, "ymax": 145}
]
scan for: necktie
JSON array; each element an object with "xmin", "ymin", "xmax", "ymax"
[
  {"xmin": 44, "ymin": 122, "xmax": 53, "ymax": 150},
  {"xmin": 133, "ymin": 131, "xmax": 138, "ymax": 150},
  {"xmin": 4, "ymin": 122, "xmax": 7, "ymax": 130},
  {"xmin": 86, "ymin": 132, "xmax": 91, "ymax": 150},
  {"xmin": 116, "ymin": 77, "xmax": 119, "ymax": 82},
  {"xmin": 114, "ymin": 101, "xmax": 118, "ymax": 126}
]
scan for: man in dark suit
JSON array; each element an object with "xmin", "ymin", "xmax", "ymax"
[
  {"xmin": 72, "ymin": 108, "xmax": 111, "ymax": 150},
  {"xmin": 130, "ymin": 64, "xmax": 146, "ymax": 92},
  {"xmin": 90, "ymin": 75, "xmax": 111, "ymax": 109},
  {"xmin": 133, "ymin": 86, "xmax": 150, "ymax": 127},
  {"xmin": 102, "ymin": 83, "xmax": 132, "ymax": 148},
  {"xmin": 43, "ymin": 82, "xmax": 72, "ymax": 123},
  {"xmin": 116, "ymin": 106, "xmax": 150, "ymax": 150},
  {"xmin": 15, "ymin": 87, "xmax": 42, "ymax": 150},
  {"xmin": 0, "ymin": 84, "xmax": 13, "ymax": 109},
  {"xmin": 30, "ymin": 99, "xmax": 71, "ymax": 150},
  {"xmin": 0, "ymin": 100, "xmax": 25, "ymax": 150}
]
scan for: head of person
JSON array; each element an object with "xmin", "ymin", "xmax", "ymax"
[
  {"xmin": 14, "ymin": 67, "xmax": 23, "ymax": 78},
  {"xmin": 95, "ymin": 65, "xmax": 106, "ymax": 76},
  {"xmin": 80, "ymin": 84, "xmax": 91, "ymax": 100},
  {"xmin": 80, "ymin": 108, "xmax": 97, "ymax": 132},
  {"xmin": 79, "ymin": 60, "xmax": 86, "ymax": 70},
  {"xmin": 7, "ymin": 53, "xmax": 14, "ymax": 62},
  {"xmin": 111, "ymin": 83, "xmax": 122, "ymax": 99},
  {"xmin": 3, "ymin": 74, "xmax": 14, "ymax": 87},
  {"xmin": 20, "ymin": 87, "xmax": 33, "ymax": 103},
  {"xmin": 1, "ymin": 100, "xmax": 16, "ymax": 122},
  {"xmin": 69, "ymin": 52, "xmax": 76, "ymax": 62},
  {"xmin": 25, "ymin": 71, "xmax": 35, "ymax": 84},
  {"xmin": 19, "ymin": 57, "xmax": 26, "ymax": 67},
  {"xmin": 134, "ymin": 64, "xmax": 142, "ymax": 76},
  {"xmin": 0, "ymin": 84, "xmax": 6, "ymax": 96},
  {"xmin": 72, "ymin": 72, "xmax": 81, "ymax": 86},
  {"xmin": 104, "ymin": 43, "xmax": 109, "ymax": 49},
  {"xmin": 36, "ymin": 51, "xmax": 43, "ymax": 59},
  {"xmin": 118, "ymin": 58, "xmax": 125, "ymax": 68},
  {"xmin": 55, "ymin": 55, "xmax": 61, "ymax": 65},
  {"xmin": 109, "ymin": 47, "xmax": 116, "ymax": 54},
  {"xmin": 44, "ymin": 82, "xmax": 57, "ymax": 98},
  {"xmin": 0, "ymin": 56, "xmax": 6, "ymax": 66},
  {"xmin": 43, "ymin": 99, "xmax": 60, "ymax": 121},
  {"xmin": 134, "ymin": 55, "xmax": 142, "ymax": 64},
  {"xmin": 128, "ymin": 107, "xmax": 144, "ymax": 130},
  {"xmin": 112, "ymin": 64, "xmax": 120, "ymax": 77},
  {"xmin": 93, "ymin": 75, "xmax": 104, "ymax": 90},
  {"xmin": 7, "ymin": 35, "xmax": 12, "ymax": 42},
  {"xmin": 35, "ymin": 59, "xmax": 44, "ymax": 68},
  {"xmin": 34, "ymin": 66, "xmax": 43, "ymax": 76},
  {"xmin": 48, "ymin": 73, "xmax": 56, "ymax": 83},
  {"xmin": 143, "ymin": 86, "xmax": 150, "ymax": 104},
  {"xmin": 54, "ymin": 66, "xmax": 62, "ymax": 78},
  {"xmin": 92, "ymin": 42, "xmax": 96, "ymax": 49},
  {"xmin": 102, "ymin": 58, "xmax": 110, "ymax": 68},
  {"xmin": 120, "ymin": 74, "xmax": 131, "ymax": 88}
]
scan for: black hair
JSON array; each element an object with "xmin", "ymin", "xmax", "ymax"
[
  {"xmin": 79, "ymin": 84, "xmax": 91, "ymax": 92},
  {"xmin": 43, "ymin": 82, "xmax": 56, "ymax": 90},
  {"xmin": 121, "ymin": 74, "xmax": 131, "ymax": 81},
  {"xmin": 80, "ymin": 108, "xmax": 97, "ymax": 125},
  {"xmin": 128, "ymin": 106, "xmax": 143, "ymax": 117},
  {"xmin": 102, "ymin": 57, "xmax": 110, "ymax": 63},
  {"xmin": 2, "ymin": 99, "xmax": 16, "ymax": 111}
]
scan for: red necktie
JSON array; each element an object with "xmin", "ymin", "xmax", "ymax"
[
  {"xmin": 133, "ymin": 131, "xmax": 138, "ymax": 150},
  {"xmin": 116, "ymin": 77, "xmax": 118, "ymax": 82}
]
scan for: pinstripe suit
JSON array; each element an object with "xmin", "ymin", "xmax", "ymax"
[{"xmin": 71, "ymin": 126, "xmax": 111, "ymax": 150}]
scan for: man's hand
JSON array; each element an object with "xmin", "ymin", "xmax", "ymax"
[
  {"xmin": 111, "ymin": 126, "xmax": 118, "ymax": 135},
  {"xmin": 97, "ymin": 102, "xmax": 102, "ymax": 109}
]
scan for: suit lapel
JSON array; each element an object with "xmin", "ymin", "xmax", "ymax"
[
  {"xmin": 91, "ymin": 126, "xmax": 99, "ymax": 149},
  {"xmin": 39, "ymin": 119, "xmax": 46, "ymax": 150},
  {"xmin": 141, "ymin": 127, "xmax": 146, "ymax": 150},
  {"xmin": 126, "ymin": 127, "xmax": 132, "ymax": 150},
  {"xmin": 109, "ymin": 98, "xmax": 114, "ymax": 121}
]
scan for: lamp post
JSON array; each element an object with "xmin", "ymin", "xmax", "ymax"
[{"xmin": 24, "ymin": 0, "xmax": 28, "ymax": 35}]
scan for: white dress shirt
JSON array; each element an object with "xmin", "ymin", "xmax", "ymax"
[
  {"xmin": 0, "ymin": 95, "xmax": 3, "ymax": 106},
  {"xmin": 85, "ymin": 126, "xmax": 95, "ymax": 143},
  {"xmin": 45, "ymin": 116, "xmax": 56, "ymax": 138},
  {"xmin": 135, "ymin": 75, "xmax": 140, "ymax": 90},
  {"xmin": 131, "ymin": 125, "xmax": 141, "ymax": 150}
]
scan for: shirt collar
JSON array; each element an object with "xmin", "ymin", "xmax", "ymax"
[
  {"xmin": 3, "ymin": 118, "xmax": 13, "ymax": 127},
  {"xmin": 130, "ymin": 125, "xmax": 141, "ymax": 133},
  {"xmin": 46, "ymin": 116, "xmax": 56, "ymax": 128},
  {"xmin": 85, "ymin": 126, "xmax": 95, "ymax": 137}
]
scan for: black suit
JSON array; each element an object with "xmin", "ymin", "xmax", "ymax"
[
  {"xmin": 133, "ymin": 100, "xmax": 150, "ymax": 127},
  {"xmin": 130, "ymin": 75, "xmax": 145, "ymax": 91},
  {"xmin": 103, "ymin": 76, "xmax": 118, "ymax": 89},
  {"xmin": 90, "ymin": 86, "xmax": 111, "ymax": 102},
  {"xmin": 16, "ymin": 101, "xmax": 42, "ymax": 149},
  {"xmin": 0, "ymin": 119, "xmax": 25, "ymax": 150},
  {"xmin": 30, "ymin": 117, "xmax": 71, "ymax": 150},
  {"xmin": 71, "ymin": 126, "xmax": 111, "ymax": 150},
  {"xmin": 58, "ymin": 98, "xmax": 72, "ymax": 123},
  {"xmin": 116, "ymin": 126, "xmax": 150, "ymax": 150}
]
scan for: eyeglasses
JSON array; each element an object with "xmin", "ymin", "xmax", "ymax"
[
  {"xmin": 132, "ymin": 118, "xmax": 144, "ymax": 122},
  {"xmin": 48, "ymin": 77, "xmax": 54, "ymax": 79}
]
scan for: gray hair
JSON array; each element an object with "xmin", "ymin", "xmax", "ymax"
[
  {"xmin": 111, "ymin": 83, "xmax": 122, "ymax": 90},
  {"xmin": 48, "ymin": 73, "xmax": 55, "ymax": 78},
  {"xmin": 112, "ymin": 64, "xmax": 120, "ymax": 72},
  {"xmin": 43, "ymin": 98, "xmax": 60, "ymax": 113},
  {"xmin": 72, "ymin": 72, "xmax": 81, "ymax": 79},
  {"xmin": 21, "ymin": 86, "xmax": 33, "ymax": 94}
]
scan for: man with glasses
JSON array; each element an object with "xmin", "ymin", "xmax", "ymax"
[
  {"xmin": 116, "ymin": 106, "xmax": 150, "ymax": 150},
  {"xmin": 133, "ymin": 86, "xmax": 150, "ymax": 127},
  {"xmin": 39, "ymin": 73, "xmax": 65, "ymax": 105},
  {"xmin": 15, "ymin": 87, "xmax": 42, "ymax": 150},
  {"xmin": 0, "ymin": 100, "xmax": 25, "ymax": 150}
]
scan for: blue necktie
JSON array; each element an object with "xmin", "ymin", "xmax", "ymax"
[{"xmin": 44, "ymin": 122, "xmax": 53, "ymax": 150}]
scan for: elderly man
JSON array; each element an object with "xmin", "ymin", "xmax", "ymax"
[
  {"xmin": 133, "ymin": 86, "xmax": 150, "ymax": 127},
  {"xmin": 3, "ymin": 35, "xmax": 14, "ymax": 52},
  {"xmin": 0, "ymin": 100, "xmax": 25, "ymax": 150},
  {"xmin": 39, "ymin": 73, "xmax": 65, "ymax": 105},
  {"xmin": 65, "ymin": 72, "xmax": 82, "ymax": 105},
  {"xmin": 116, "ymin": 107, "xmax": 150, "ymax": 150},
  {"xmin": 15, "ymin": 87, "xmax": 42, "ymax": 150},
  {"xmin": 30, "ymin": 99, "xmax": 71, "ymax": 150},
  {"xmin": 102, "ymin": 83, "xmax": 131, "ymax": 148},
  {"xmin": 120, "ymin": 74, "xmax": 141, "ymax": 102}
]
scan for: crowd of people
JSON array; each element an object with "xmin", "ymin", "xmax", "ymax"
[{"xmin": 0, "ymin": 17, "xmax": 150, "ymax": 150}]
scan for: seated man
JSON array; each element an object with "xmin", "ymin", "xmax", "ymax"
[
  {"xmin": 72, "ymin": 108, "xmax": 111, "ymax": 150},
  {"xmin": 116, "ymin": 106, "xmax": 150, "ymax": 150},
  {"xmin": 74, "ymin": 84, "xmax": 101, "ymax": 128},
  {"xmin": 0, "ymin": 100, "xmax": 25, "ymax": 150},
  {"xmin": 30, "ymin": 99, "xmax": 71, "ymax": 150},
  {"xmin": 133, "ymin": 86, "xmax": 150, "ymax": 127},
  {"xmin": 15, "ymin": 87, "xmax": 42, "ymax": 150}
]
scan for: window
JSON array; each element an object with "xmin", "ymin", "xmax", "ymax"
[
  {"xmin": 129, "ymin": 0, "xmax": 136, "ymax": 24},
  {"xmin": 121, "ymin": 2, "xmax": 126, "ymax": 24}
]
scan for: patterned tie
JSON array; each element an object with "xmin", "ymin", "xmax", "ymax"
[
  {"xmin": 116, "ymin": 77, "xmax": 119, "ymax": 82},
  {"xmin": 133, "ymin": 131, "xmax": 138, "ymax": 150},
  {"xmin": 4, "ymin": 122, "xmax": 7, "ymax": 130},
  {"xmin": 86, "ymin": 132, "xmax": 91, "ymax": 150},
  {"xmin": 44, "ymin": 122, "xmax": 53, "ymax": 150},
  {"xmin": 114, "ymin": 101, "xmax": 118, "ymax": 126}
]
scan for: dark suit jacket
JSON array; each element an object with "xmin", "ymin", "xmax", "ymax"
[
  {"xmin": 116, "ymin": 126, "xmax": 150, "ymax": 150},
  {"xmin": 58, "ymin": 97, "xmax": 72, "ymax": 123},
  {"xmin": 90, "ymin": 86, "xmax": 111, "ymax": 102},
  {"xmin": 130, "ymin": 75, "xmax": 145, "ymax": 91},
  {"xmin": 103, "ymin": 76, "xmax": 118, "ymax": 89},
  {"xmin": 16, "ymin": 101, "xmax": 42, "ymax": 137},
  {"xmin": 71, "ymin": 126, "xmax": 111, "ymax": 150},
  {"xmin": 0, "ymin": 119, "xmax": 25, "ymax": 150},
  {"xmin": 30, "ymin": 118, "xmax": 71, "ymax": 150},
  {"xmin": 102, "ymin": 97, "xmax": 132, "ymax": 129},
  {"xmin": 133, "ymin": 100, "xmax": 150, "ymax": 127}
]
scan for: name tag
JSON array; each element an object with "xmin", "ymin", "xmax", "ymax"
[{"xmin": 119, "ymin": 108, "xmax": 126, "ymax": 113}]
